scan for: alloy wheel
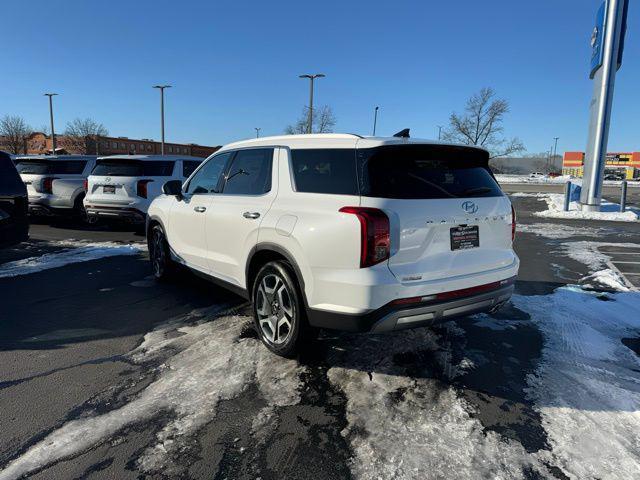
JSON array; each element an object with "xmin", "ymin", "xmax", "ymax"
[
  {"xmin": 152, "ymin": 230, "xmax": 166, "ymax": 277},
  {"xmin": 255, "ymin": 273, "xmax": 294, "ymax": 345}
]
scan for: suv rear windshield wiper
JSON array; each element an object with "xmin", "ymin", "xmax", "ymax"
[{"xmin": 458, "ymin": 187, "xmax": 492, "ymax": 197}]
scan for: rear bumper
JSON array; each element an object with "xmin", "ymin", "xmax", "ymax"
[
  {"xmin": 84, "ymin": 205, "xmax": 146, "ymax": 223},
  {"xmin": 307, "ymin": 278, "xmax": 516, "ymax": 332}
]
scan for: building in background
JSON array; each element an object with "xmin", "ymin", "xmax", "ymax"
[
  {"xmin": 2, "ymin": 132, "xmax": 220, "ymax": 158},
  {"xmin": 563, "ymin": 151, "xmax": 640, "ymax": 179}
]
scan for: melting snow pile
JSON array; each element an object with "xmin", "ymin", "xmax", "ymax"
[
  {"xmin": 0, "ymin": 241, "xmax": 144, "ymax": 278},
  {"xmin": 0, "ymin": 307, "xmax": 305, "ymax": 480},
  {"xmin": 520, "ymin": 287, "xmax": 640, "ymax": 479},
  {"xmin": 534, "ymin": 193, "xmax": 639, "ymax": 222}
]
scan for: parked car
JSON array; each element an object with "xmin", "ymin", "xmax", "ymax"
[
  {"xmin": 15, "ymin": 155, "xmax": 97, "ymax": 220},
  {"xmin": 529, "ymin": 172, "xmax": 545, "ymax": 178},
  {"xmin": 147, "ymin": 134, "xmax": 519, "ymax": 357},
  {"xmin": 0, "ymin": 151, "xmax": 29, "ymax": 247},
  {"xmin": 84, "ymin": 155, "xmax": 203, "ymax": 224}
]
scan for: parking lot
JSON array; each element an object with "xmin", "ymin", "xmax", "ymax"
[{"xmin": 1, "ymin": 187, "xmax": 640, "ymax": 479}]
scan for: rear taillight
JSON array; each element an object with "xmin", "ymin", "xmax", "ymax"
[
  {"xmin": 339, "ymin": 207, "xmax": 390, "ymax": 268},
  {"xmin": 137, "ymin": 179, "xmax": 153, "ymax": 198},
  {"xmin": 83, "ymin": 179, "xmax": 88, "ymax": 192},
  {"xmin": 42, "ymin": 177, "xmax": 58, "ymax": 194},
  {"xmin": 511, "ymin": 204, "xmax": 516, "ymax": 242}
]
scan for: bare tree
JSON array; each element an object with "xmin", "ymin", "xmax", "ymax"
[
  {"xmin": 0, "ymin": 115, "xmax": 33, "ymax": 154},
  {"xmin": 64, "ymin": 118, "xmax": 109, "ymax": 154},
  {"xmin": 442, "ymin": 87, "xmax": 524, "ymax": 159},
  {"xmin": 285, "ymin": 105, "xmax": 336, "ymax": 134}
]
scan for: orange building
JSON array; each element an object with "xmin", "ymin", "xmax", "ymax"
[{"xmin": 562, "ymin": 151, "xmax": 640, "ymax": 179}]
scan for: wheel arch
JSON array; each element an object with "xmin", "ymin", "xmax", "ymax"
[{"xmin": 245, "ymin": 243, "xmax": 308, "ymax": 307}]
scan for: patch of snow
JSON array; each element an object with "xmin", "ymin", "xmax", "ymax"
[
  {"xmin": 496, "ymin": 174, "xmax": 575, "ymax": 185},
  {"xmin": 534, "ymin": 193, "xmax": 639, "ymax": 222},
  {"xmin": 579, "ymin": 269, "xmax": 631, "ymax": 292},
  {"xmin": 0, "ymin": 306, "xmax": 306, "ymax": 480},
  {"xmin": 518, "ymin": 288, "xmax": 640, "ymax": 479},
  {"xmin": 497, "ymin": 175, "xmax": 640, "ymax": 188},
  {"xmin": 517, "ymin": 222, "xmax": 612, "ymax": 239},
  {"xmin": 557, "ymin": 241, "xmax": 640, "ymax": 271},
  {"xmin": 327, "ymin": 328, "xmax": 545, "ymax": 479},
  {"xmin": 0, "ymin": 241, "xmax": 144, "ymax": 279},
  {"xmin": 508, "ymin": 192, "xmax": 550, "ymax": 198}
]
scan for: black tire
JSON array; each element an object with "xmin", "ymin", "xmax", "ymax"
[
  {"xmin": 148, "ymin": 225, "xmax": 175, "ymax": 280},
  {"xmin": 73, "ymin": 194, "xmax": 90, "ymax": 224},
  {"xmin": 252, "ymin": 261, "xmax": 312, "ymax": 357}
]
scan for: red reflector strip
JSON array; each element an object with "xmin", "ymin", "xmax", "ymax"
[
  {"xmin": 436, "ymin": 277, "xmax": 515, "ymax": 301},
  {"xmin": 390, "ymin": 277, "xmax": 515, "ymax": 306}
]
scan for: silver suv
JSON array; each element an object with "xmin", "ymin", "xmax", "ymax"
[{"xmin": 16, "ymin": 155, "xmax": 97, "ymax": 220}]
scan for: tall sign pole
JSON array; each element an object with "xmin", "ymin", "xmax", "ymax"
[{"xmin": 580, "ymin": 0, "xmax": 628, "ymax": 211}]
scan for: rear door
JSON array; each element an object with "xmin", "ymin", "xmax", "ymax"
[
  {"xmin": 204, "ymin": 148, "xmax": 278, "ymax": 287},
  {"xmin": 357, "ymin": 143, "xmax": 515, "ymax": 283},
  {"xmin": 87, "ymin": 159, "xmax": 174, "ymax": 205}
]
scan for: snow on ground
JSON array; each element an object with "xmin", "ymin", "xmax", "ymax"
[
  {"xmin": 558, "ymin": 240, "xmax": 640, "ymax": 272},
  {"xmin": 519, "ymin": 288, "xmax": 640, "ymax": 479},
  {"xmin": 326, "ymin": 287, "xmax": 640, "ymax": 480},
  {"xmin": 0, "ymin": 306, "xmax": 306, "ymax": 480},
  {"xmin": 0, "ymin": 241, "xmax": 145, "ymax": 278},
  {"xmin": 496, "ymin": 174, "xmax": 575, "ymax": 185},
  {"xmin": 497, "ymin": 174, "xmax": 640, "ymax": 187},
  {"xmin": 516, "ymin": 222, "xmax": 614, "ymax": 239},
  {"xmin": 579, "ymin": 268, "xmax": 631, "ymax": 292},
  {"xmin": 327, "ymin": 329, "xmax": 545, "ymax": 479},
  {"xmin": 534, "ymin": 193, "xmax": 639, "ymax": 222}
]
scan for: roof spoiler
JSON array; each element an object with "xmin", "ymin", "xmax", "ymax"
[{"xmin": 393, "ymin": 128, "xmax": 410, "ymax": 138}]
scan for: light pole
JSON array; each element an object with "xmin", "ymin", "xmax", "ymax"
[
  {"xmin": 44, "ymin": 93, "xmax": 58, "ymax": 154},
  {"xmin": 372, "ymin": 106, "xmax": 379, "ymax": 136},
  {"xmin": 552, "ymin": 137, "xmax": 559, "ymax": 171},
  {"xmin": 153, "ymin": 85, "xmax": 172, "ymax": 155},
  {"xmin": 299, "ymin": 74, "xmax": 325, "ymax": 134},
  {"xmin": 255, "ymin": 127, "xmax": 261, "ymax": 138},
  {"xmin": 437, "ymin": 125, "xmax": 443, "ymax": 141}
]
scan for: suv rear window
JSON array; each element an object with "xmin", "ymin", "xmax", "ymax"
[
  {"xmin": 92, "ymin": 159, "xmax": 174, "ymax": 177},
  {"xmin": 16, "ymin": 160, "xmax": 86, "ymax": 175},
  {"xmin": 290, "ymin": 149, "xmax": 358, "ymax": 195},
  {"xmin": 358, "ymin": 145, "xmax": 503, "ymax": 199}
]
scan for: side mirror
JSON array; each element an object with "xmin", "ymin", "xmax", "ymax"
[{"xmin": 163, "ymin": 180, "xmax": 183, "ymax": 199}]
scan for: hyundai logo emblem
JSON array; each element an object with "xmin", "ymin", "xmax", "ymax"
[
  {"xmin": 105, "ymin": 177, "xmax": 111, "ymax": 183},
  {"xmin": 461, "ymin": 201, "xmax": 478, "ymax": 214}
]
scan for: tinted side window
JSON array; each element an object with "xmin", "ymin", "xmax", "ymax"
[
  {"xmin": 223, "ymin": 149, "xmax": 273, "ymax": 195},
  {"xmin": 182, "ymin": 160, "xmax": 201, "ymax": 177},
  {"xmin": 186, "ymin": 153, "xmax": 232, "ymax": 194},
  {"xmin": 290, "ymin": 149, "xmax": 358, "ymax": 195}
]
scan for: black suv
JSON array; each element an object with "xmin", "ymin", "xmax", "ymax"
[{"xmin": 0, "ymin": 151, "xmax": 29, "ymax": 247}]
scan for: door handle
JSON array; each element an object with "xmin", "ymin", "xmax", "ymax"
[
  {"xmin": 243, "ymin": 211, "xmax": 260, "ymax": 219},
  {"xmin": 194, "ymin": 206, "xmax": 207, "ymax": 213}
]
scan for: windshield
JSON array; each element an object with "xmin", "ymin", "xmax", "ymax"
[
  {"xmin": 92, "ymin": 159, "xmax": 175, "ymax": 177},
  {"xmin": 357, "ymin": 145, "xmax": 503, "ymax": 199},
  {"xmin": 16, "ymin": 160, "xmax": 87, "ymax": 175}
]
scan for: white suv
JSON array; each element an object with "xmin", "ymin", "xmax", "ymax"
[
  {"xmin": 147, "ymin": 134, "xmax": 519, "ymax": 357},
  {"xmin": 84, "ymin": 155, "xmax": 203, "ymax": 224},
  {"xmin": 15, "ymin": 155, "xmax": 97, "ymax": 219}
]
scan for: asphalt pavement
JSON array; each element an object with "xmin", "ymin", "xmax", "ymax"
[{"xmin": 0, "ymin": 190, "xmax": 639, "ymax": 479}]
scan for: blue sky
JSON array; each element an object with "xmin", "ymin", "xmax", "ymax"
[{"xmin": 1, "ymin": 0, "xmax": 638, "ymax": 154}]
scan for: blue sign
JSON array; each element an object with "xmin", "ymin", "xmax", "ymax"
[
  {"xmin": 590, "ymin": 0, "xmax": 629, "ymax": 79},
  {"xmin": 590, "ymin": 2, "xmax": 606, "ymax": 79}
]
